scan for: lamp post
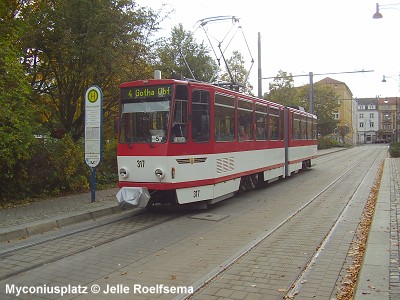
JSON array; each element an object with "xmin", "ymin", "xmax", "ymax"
[
  {"xmin": 382, "ymin": 73, "xmax": 400, "ymax": 92},
  {"xmin": 373, "ymin": 2, "xmax": 400, "ymax": 19},
  {"xmin": 373, "ymin": 3, "xmax": 400, "ymax": 142}
]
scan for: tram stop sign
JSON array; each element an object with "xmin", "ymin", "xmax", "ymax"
[{"xmin": 84, "ymin": 85, "xmax": 103, "ymax": 168}]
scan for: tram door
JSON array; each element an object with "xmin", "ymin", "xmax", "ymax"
[
  {"xmin": 170, "ymin": 85, "xmax": 188, "ymax": 143},
  {"xmin": 191, "ymin": 90, "xmax": 210, "ymax": 143}
]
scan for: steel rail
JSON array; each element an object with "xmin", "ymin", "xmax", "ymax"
[
  {"xmin": 176, "ymin": 147, "xmax": 385, "ymax": 300},
  {"xmin": 284, "ymin": 147, "xmax": 385, "ymax": 298},
  {"xmin": 0, "ymin": 211, "xmax": 185, "ymax": 281}
]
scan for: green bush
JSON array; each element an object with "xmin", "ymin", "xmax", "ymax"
[
  {"xmin": 0, "ymin": 134, "xmax": 120, "ymax": 206},
  {"xmin": 96, "ymin": 138, "xmax": 118, "ymax": 188},
  {"xmin": 318, "ymin": 136, "xmax": 339, "ymax": 149},
  {"xmin": 389, "ymin": 142, "xmax": 400, "ymax": 158},
  {"xmin": 27, "ymin": 135, "xmax": 90, "ymax": 196}
]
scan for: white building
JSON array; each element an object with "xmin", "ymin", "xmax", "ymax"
[{"xmin": 356, "ymin": 98, "xmax": 379, "ymax": 143}]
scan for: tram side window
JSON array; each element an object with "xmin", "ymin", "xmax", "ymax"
[
  {"xmin": 215, "ymin": 94, "xmax": 235, "ymax": 142},
  {"xmin": 301, "ymin": 116, "xmax": 307, "ymax": 139},
  {"xmin": 312, "ymin": 118, "xmax": 317, "ymax": 139},
  {"xmin": 293, "ymin": 114, "xmax": 301, "ymax": 140},
  {"xmin": 238, "ymin": 98, "xmax": 253, "ymax": 141},
  {"xmin": 192, "ymin": 90, "xmax": 210, "ymax": 143},
  {"xmin": 307, "ymin": 117, "xmax": 312, "ymax": 140},
  {"xmin": 269, "ymin": 107, "xmax": 280, "ymax": 140},
  {"xmin": 255, "ymin": 104, "xmax": 267, "ymax": 141},
  {"xmin": 279, "ymin": 109, "xmax": 284, "ymax": 140},
  {"xmin": 171, "ymin": 85, "xmax": 188, "ymax": 143}
]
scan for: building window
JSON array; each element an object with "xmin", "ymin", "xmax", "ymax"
[
  {"xmin": 333, "ymin": 112, "xmax": 339, "ymax": 119},
  {"xmin": 369, "ymin": 113, "xmax": 374, "ymax": 119},
  {"xmin": 370, "ymin": 121, "xmax": 374, "ymax": 128},
  {"xmin": 383, "ymin": 124, "xmax": 392, "ymax": 130},
  {"xmin": 383, "ymin": 113, "xmax": 391, "ymax": 122},
  {"xmin": 359, "ymin": 122, "xmax": 364, "ymax": 128},
  {"xmin": 359, "ymin": 113, "xmax": 364, "ymax": 119}
]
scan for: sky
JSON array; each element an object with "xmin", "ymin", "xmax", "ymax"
[{"xmin": 136, "ymin": 0, "xmax": 400, "ymax": 99}]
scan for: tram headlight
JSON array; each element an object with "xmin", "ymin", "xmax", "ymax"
[
  {"xmin": 119, "ymin": 167, "xmax": 129, "ymax": 179},
  {"xmin": 155, "ymin": 168, "xmax": 165, "ymax": 180}
]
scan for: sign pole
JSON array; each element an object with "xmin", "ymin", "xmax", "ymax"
[
  {"xmin": 84, "ymin": 85, "xmax": 103, "ymax": 203},
  {"xmin": 90, "ymin": 167, "xmax": 96, "ymax": 203}
]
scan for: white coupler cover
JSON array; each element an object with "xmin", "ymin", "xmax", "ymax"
[{"xmin": 116, "ymin": 187, "xmax": 150, "ymax": 208}]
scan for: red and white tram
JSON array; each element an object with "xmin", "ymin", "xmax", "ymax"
[{"xmin": 116, "ymin": 78, "xmax": 317, "ymax": 208}]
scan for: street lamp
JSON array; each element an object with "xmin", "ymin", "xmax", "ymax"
[
  {"xmin": 381, "ymin": 73, "xmax": 400, "ymax": 92},
  {"xmin": 373, "ymin": 2, "xmax": 400, "ymax": 19},
  {"xmin": 373, "ymin": 3, "xmax": 383, "ymax": 18}
]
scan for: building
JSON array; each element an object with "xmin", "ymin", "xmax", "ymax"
[
  {"xmin": 318, "ymin": 77, "xmax": 356, "ymax": 144},
  {"xmin": 356, "ymin": 98, "xmax": 379, "ymax": 143},
  {"xmin": 378, "ymin": 97, "xmax": 399, "ymax": 143}
]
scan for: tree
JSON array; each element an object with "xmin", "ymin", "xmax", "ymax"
[
  {"xmin": 265, "ymin": 70, "xmax": 297, "ymax": 106},
  {"xmin": 156, "ymin": 24, "xmax": 218, "ymax": 82},
  {"xmin": 296, "ymin": 83, "xmax": 339, "ymax": 135},
  {"xmin": 264, "ymin": 70, "xmax": 339, "ymax": 136},
  {"xmin": 337, "ymin": 125, "xmax": 349, "ymax": 143},
  {"xmin": 220, "ymin": 50, "xmax": 253, "ymax": 94},
  {"xmin": 0, "ymin": 0, "xmax": 37, "ymax": 200},
  {"xmin": 20, "ymin": 0, "xmax": 162, "ymax": 140}
]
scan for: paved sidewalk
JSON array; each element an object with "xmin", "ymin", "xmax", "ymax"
[
  {"xmin": 354, "ymin": 157, "xmax": 400, "ymax": 299},
  {"xmin": 0, "ymin": 188, "xmax": 122, "ymax": 243}
]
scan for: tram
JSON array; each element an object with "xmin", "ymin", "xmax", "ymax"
[{"xmin": 116, "ymin": 77, "xmax": 317, "ymax": 208}]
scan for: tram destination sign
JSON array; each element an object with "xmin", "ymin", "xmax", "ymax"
[
  {"xmin": 121, "ymin": 85, "xmax": 172, "ymax": 100},
  {"xmin": 84, "ymin": 85, "xmax": 103, "ymax": 168}
]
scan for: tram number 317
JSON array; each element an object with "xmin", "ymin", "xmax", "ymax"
[
  {"xmin": 137, "ymin": 160, "xmax": 145, "ymax": 168},
  {"xmin": 193, "ymin": 190, "xmax": 200, "ymax": 198}
]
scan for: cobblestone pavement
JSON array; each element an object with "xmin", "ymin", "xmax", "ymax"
[
  {"xmin": 0, "ymin": 149, "xmax": 344, "ymax": 243},
  {"xmin": 354, "ymin": 157, "xmax": 399, "ymax": 300},
  {"xmin": 0, "ymin": 188, "xmax": 121, "ymax": 242},
  {"xmin": 0, "ymin": 147, "xmax": 398, "ymax": 300},
  {"xmin": 390, "ymin": 159, "xmax": 400, "ymax": 299},
  {"xmin": 0, "ymin": 188, "xmax": 119, "ymax": 227}
]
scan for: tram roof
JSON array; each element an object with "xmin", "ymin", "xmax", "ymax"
[{"xmin": 119, "ymin": 79, "xmax": 316, "ymax": 118}]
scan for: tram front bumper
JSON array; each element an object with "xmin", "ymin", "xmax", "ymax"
[{"xmin": 116, "ymin": 187, "xmax": 151, "ymax": 208}]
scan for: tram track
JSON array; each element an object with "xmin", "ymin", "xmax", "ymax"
[
  {"xmin": 314, "ymin": 147, "xmax": 352, "ymax": 164},
  {"xmin": 0, "ymin": 210, "xmax": 186, "ymax": 281},
  {"xmin": 0, "ymin": 147, "xmax": 385, "ymax": 300},
  {"xmin": 284, "ymin": 146, "xmax": 385, "ymax": 298},
  {"xmin": 181, "ymin": 146, "xmax": 387, "ymax": 299},
  {"xmin": 0, "ymin": 149, "xmax": 347, "ymax": 284}
]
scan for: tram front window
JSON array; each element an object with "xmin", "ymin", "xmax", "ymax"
[{"xmin": 120, "ymin": 85, "xmax": 172, "ymax": 144}]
